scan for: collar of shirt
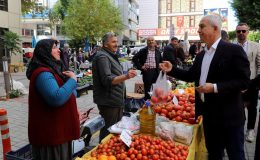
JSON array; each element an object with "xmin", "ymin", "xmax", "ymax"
[
  {"xmin": 205, "ymin": 37, "xmax": 221, "ymax": 55},
  {"xmin": 237, "ymin": 41, "xmax": 248, "ymax": 53}
]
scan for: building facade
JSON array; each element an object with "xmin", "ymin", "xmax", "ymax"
[
  {"xmin": 21, "ymin": 0, "xmax": 68, "ymax": 48},
  {"xmin": 115, "ymin": 0, "xmax": 139, "ymax": 45},
  {"xmin": 0, "ymin": 0, "xmax": 22, "ymax": 70},
  {"xmin": 138, "ymin": 0, "xmax": 203, "ymax": 41}
]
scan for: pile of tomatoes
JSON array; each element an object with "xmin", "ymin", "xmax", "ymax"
[
  {"xmin": 152, "ymin": 94, "xmax": 200, "ymax": 124},
  {"xmin": 91, "ymin": 134, "xmax": 188, "ymax": 160}
]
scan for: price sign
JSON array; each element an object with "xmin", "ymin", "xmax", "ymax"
[
  {"xmin": 172, "ymin": 95, "xmax": 179, "ymax": 105},
  {"xmin": 120, "ymin": 130, "xmax": 132, "ymax": 147}
]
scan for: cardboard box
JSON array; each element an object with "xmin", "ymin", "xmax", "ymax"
[{"xmin": 134, "ymin": 81, "xmax": 144, "ymax": 94}]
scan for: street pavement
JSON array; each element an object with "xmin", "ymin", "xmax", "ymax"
[{"xmin": 0, "ymin": 71, "xmax": 258, "ymax": 160}]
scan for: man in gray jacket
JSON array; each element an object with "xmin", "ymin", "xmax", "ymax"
[
  {"xmin": 235, "ymin": 23, "xmax": 260, "ymax": 143},
  {"xmin": 92, "ymin": 32, "xmax": 137, "ymax": 141}
]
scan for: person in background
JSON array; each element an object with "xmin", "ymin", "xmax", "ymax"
[
  {"xmin": 77, "ymin": 48, "xmax": 85, "ymax": 63},
  {"xmin": 189, "ymin": 43, "xmax": 197, "ymax": 59},
  {"xmin": 160, "ymin": 14, "xmax": 250, "ymax": 160},
  {"xmin": 88, "ymin": 45, "xmax": 101, "ymax": 62},
  {"xmin": 245, "ymin": 74, "xmax": 260, "ymax": 159},
  {"xmin": 235, "ymin": 23, "xmax": 260, "ymax": 143},
  {"xmin": 127, "ymin": 45, "xmax": 131, "ymax": 57},
  {"xmin": 163, "ymin": 37, "xmax": 185, "ymax": 68},
  {"xmin": 60, "ymin": 43, "xmax": 70, "ymax": 70},
  {"xmin": 221, "ymin": 30, "xmax": 229, "ymax": 42},
  {"xmin": 132, "ymin": 36, "xmax": 162, "ymax": 100},
  {"xmin": 26, "ymin": 39, "xmax": 80, "ymax": 160},
  {"xmin": 92, "ymin": 32, "xmax": 137, "ymax": 141}
]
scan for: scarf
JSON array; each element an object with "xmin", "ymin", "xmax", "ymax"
[{"xmin": 26, "ymin": 39, "xmax": 68, "ymax": 81}]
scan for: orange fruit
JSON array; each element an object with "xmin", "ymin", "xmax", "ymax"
[
  {"xmin": 107, "ymin": 155, "xmax": 116, "ymax": 160},
  {"xmin": 98, "ymin": 155, "xmax": 108, "ymax": 160}
]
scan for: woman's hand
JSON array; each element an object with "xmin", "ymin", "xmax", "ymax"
[{"xmin": 62, "ymin": 71, "xmax": 77, "ymax": 81}]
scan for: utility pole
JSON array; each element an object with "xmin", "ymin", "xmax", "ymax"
[{"xmin": 2, "ymin": 56, "xmax": 10, "ymax": 99}]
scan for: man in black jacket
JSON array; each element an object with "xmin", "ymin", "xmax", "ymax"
[
  {"xmin": 163, "ymin": 37, "xmax": 185, "ymax": 68},
  {"xmin": 160, "ymin": 15, "xmax": 250, "ymax": 160},
  {"xmin": 132, "ymin": 37, "xmax": 162, "ymax": 100}
]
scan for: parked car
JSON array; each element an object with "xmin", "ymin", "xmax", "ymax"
[{"xmin": 130, "ymin": 44, "xmax": 146, "ymax": 56}]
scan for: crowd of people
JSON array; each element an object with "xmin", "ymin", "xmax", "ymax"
[{"xmin": 26, "ymin": 14, "xmax": 260, "ymax": 160}]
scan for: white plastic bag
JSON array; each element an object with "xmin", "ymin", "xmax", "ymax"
[
  {"xmin": 151, "ymin": 71, "xmax": 170, "ymax": 103},
  {"xmin": 173, "ymin": 123, "xmax": 193, "ymax": 145},
  {"xmin": 108, "ymin": 113, "xmax": 140, "ymax": 134},
  {"xmin": 156, "ymin": 122, "xmax": 175, "ymax": 141},
  {"xmin": 12, "ymin": 80, "xmax": 28, "ymax": 94}
]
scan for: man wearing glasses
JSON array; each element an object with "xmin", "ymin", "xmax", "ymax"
[{"xmin": 236, "ymin": 23, "xmax": 260, "ymax": 143}]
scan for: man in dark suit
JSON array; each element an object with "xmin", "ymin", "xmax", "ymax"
[
  {"xmin": 160, "ymin": 14, "xmax": 250, "ymax": 160},
  {"xmin": 163, "ymin": 37, "xmax": 185, "ymax": 67},
  {"xmin": 132, "ymin": 36, "xmax": 162, "ymax": 100}
]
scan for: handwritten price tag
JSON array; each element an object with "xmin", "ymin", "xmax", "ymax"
[
  {"xmin": 172, "ymin": 95, "xmax": 179, "ymax": 105},
  {"xmin": 120, "ymin": 130, "xmax": 132, "ymax": 147}
]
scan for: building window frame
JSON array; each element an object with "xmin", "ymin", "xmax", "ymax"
[
  {"xmin": 189, "ymin": 16, "xmax": 195, "ymax": 27},
  {"xmin": 0, "ymin": 0, "xmax": 8, "ymax": 11},
  {"xmin": 190, "ymin": 0, "xmax": 195, "ymax": 12}
]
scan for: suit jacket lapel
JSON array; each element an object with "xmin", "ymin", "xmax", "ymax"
[{"xmin": 206, "ymin": 40, "xmax": 224, "ymax": 81}]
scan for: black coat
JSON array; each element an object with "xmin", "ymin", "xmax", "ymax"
[
  {"xmin": 163, "ymin": 44, "xmax": 185, "ymax": 67},
  {"xmin": 132, "ymin": 46, "xmax": 162, "ymax": 73},
  {"xmin": 168, "ymin": 40, "xmax": 250, "ymax": 127}
]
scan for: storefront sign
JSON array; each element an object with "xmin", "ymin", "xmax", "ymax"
[{"xmin": 138, "ymin": 28, "xmax": 199, "ymax": 37}]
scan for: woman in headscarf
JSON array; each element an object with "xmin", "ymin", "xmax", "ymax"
[{"xmin": 26, "ymin": 39, "xmax": 80, "ymax": 160}]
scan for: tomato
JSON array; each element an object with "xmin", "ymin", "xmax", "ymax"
[
  {"xmin": 120, "ymin": 153, "xmax": 127, "ymax": 160},
  {"xmin": 137, "ymin": 153, "xmax": 142, "ymax": 160},
  {"xmin": 189, "ymin": 97, "xmax": 195, "ymax": 103},
  {"xmin": 141, "ymin": 149, "xmax": 147, "ymax": 155},
  {"xmin": 142, "ymin": 156, "xmax": 148, "ymax": 160},
  {"xmin": 166, "ymin": 106, "xmax": 173, "ymax": 112},
  {"xmin": 133, "ymin": 150, "xmax": 138, "ymax": 155},
  {"xmin": 161, "ymin": 108, "xmax": 168, "ymax": 114},
  {"xmin": 130, "ymin": 154, "xmax": 135, "ymax": 159},
  {"xmin": 152, "ymin": 154, "xmax": 159, "ymax": 160},
  {"xmin": 178, "ymin": 101, "xmax": 185, "ymax": 106},
  {"xmin": 149, "ymin": 149, "xmax": 155, "ymax": 155},
  {"xmin": 151, "ymin": 96, "xmax": 159, "ymax": 103}
]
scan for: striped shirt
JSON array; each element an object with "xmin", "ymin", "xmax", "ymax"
[{"xmin": 145, "ymin": 50, "xmax": 156, "ymax": 69}]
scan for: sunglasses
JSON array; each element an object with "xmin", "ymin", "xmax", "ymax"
[{"xmin": 236, "ymin": 30, "xmax": 247, "ymax": 33}]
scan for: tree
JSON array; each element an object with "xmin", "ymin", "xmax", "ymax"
[
  {"xmin": 248, "ymin": 32, "xmax": 260, "ymax": 42},
  {"xmin": 230, "ymin": 0, "xmax": 260, "ymax": 30},
  {"xmin": 21, "ymin": 0, "xmax": 36, "ymax": 14},
  {"xmin": 3, "ymin": 31, "xmax": 22, "ymax": 58},
  {"xmin": 228, "ymin": 31, "xmax": 236, "ymax": 41},
  {"xmin": 63, "ymin": 0, "xmax": 123, "ymax": 43}
]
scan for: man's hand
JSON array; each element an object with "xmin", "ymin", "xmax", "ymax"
[
  {"xmin": 141, "ymin": 63, "xmax": 148, "ymax": 71},
  {"xmin": 127, "ymin": 69, "xmax": 137, "ymax": 79},
  {"xmin": 196, "ymin": 83, "xmax": 214, "ymax": 93},
  {"xmin": 159, "ymin": 61, "xmax": 172, "ymax": 73}
]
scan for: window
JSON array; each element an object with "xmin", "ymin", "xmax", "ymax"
[
  {"xmin": 166, "ymin": 17, "xmax": 172, "ymax": 28},
  {"xmin": 37, "ymin": 24, "xmax": 52, "ymax": 36},
  {"xmin": 189, "ymin": 16, "xmax": 195, "ymax": 27},
  {"xmin": 190, "ymin": 0, "xmax": 195, "ymax": 12},
  {"xmin": 22, "ymin": 29, "xmax": 34, "ymax": 36},
  {"xmin": 0, "ymin": 0, "xmax": 8, "ymax": 11}
]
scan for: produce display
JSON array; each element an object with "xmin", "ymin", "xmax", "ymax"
[
  {"xmin": 88, "ymin": 134, "xmax": 189, "ymax": 160},
  {"xmin": 76, "ymin": 79, "xmax": 204, "ymax": 160},
  {"xmin": 150, "ymin": 81, "xmax": 200, "ymax": 124},
  {"xmin": 77, "ymin": 70, "xmax": 93, "ymax": 87}
]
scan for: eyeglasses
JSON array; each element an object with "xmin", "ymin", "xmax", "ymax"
[{"xmin": 236, "ymin": 30, "xmax": 247, "ymax": 34}]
